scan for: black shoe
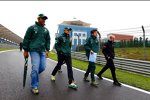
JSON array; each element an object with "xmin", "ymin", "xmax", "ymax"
[
  {"xmin": 83, "ymin": 77, "xmax": 90, "ymax": 82},
  {"xmin": 97, "ymin": 75, "xmax": 103, "ymax": 80},
  {"xmin": 113, "ymin": 81, "xmax": 121, "ymax": 86}
]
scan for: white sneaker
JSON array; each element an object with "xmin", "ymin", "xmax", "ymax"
[
  {"xmin": 51, "ymin": 75, "xmax": 55, "ymax": 81},
  {"xmin": 68, "ymin": 83, "xmax": 78, "ymax": 89}
]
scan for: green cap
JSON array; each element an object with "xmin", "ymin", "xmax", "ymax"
[
  {"xmin": 64, "ymin": 27, "xmax": 72, "ymax": 31},
  {"xmin": 38, "ymin": 14, "xmax": 48, "ymax": 20}
]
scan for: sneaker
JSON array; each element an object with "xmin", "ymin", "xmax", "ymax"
[
  {"xmin": 91, "ymin": 81, "xmax": 99, "ymax": 87},
  {"xmin": 68, "ymin": 83, "xmax": 78, "ymax": 89},
  {"xmin": 113, "ymin": 81, "xmax": 122, "ymax": 86},
  {"xmin": 83, "ymin": 77, "xmax": 90, "ymax": 82},
  {"xmin": 31, "ymin": 88, "xmax": 39, "ymax": 95},
  {"xmin": 97, "ymin": 75, "xmax": 103, "ymax": 80},
  {"xmin": 51, "ymin": 75, "xmax": 55, "ymax": 81}
]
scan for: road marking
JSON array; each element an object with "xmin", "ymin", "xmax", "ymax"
[
  {"xmin": 0, "ymin": 49, "xmax": 18, "ymax": 54},
  {"xmin": 0, "ymin": 51, "xmax": 150, "ymax": 95},
  {"xmin": 48, "ymin": 58, "xmax": 150, "ymax": 95}
]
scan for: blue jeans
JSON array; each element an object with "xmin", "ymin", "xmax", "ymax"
[{"xmin": 30, "ymin": 52, "xmax": 46, "ymax": 88}]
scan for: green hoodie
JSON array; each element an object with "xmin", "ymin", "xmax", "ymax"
[
  {"xmin": 55, "ymin": 33, "xmax": 71, "ymax": 56},
  {"xmin": 84, "ymin": 35, "xmax": 99, "ymax": 56},
  {"xmin": 23, "ymin": 22, "xmax": 50, "ymax": 52}
]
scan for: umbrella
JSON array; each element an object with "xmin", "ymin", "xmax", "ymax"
[{"xmin": 23, "ymin": 58, "xmax": 28, "ymax": 88}]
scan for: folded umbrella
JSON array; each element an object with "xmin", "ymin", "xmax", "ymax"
[{"xmin": 23, "ymin": 58, "xmax": 28, "ymax": 88}]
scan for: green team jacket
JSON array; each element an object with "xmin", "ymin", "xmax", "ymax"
[
  {"xmin": 55, "ymin": 33, "xmax": 72, "ymax": 56},
  {"xmin": 23, "ymin": 22, "xmax": 50, "ymax": 52},
  {"xmin": 84, "ymin": 35, "xmax": 99, "ymax": 56}
]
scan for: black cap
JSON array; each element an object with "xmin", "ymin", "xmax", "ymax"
[
  {"xmin": 91, "ymin": 29, "xmax": 97, "ymax": 34},
  {"xmin": 38, "ymin": 14, "xmax": 48, "ymax": 20},
  {"xmin": 64, "ymin": 27, "xmax": 72, "ymax": 31}
]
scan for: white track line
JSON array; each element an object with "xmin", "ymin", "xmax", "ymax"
[
  {"xmin": 0, "ymin": 51, "xmax": 149, "ymax": 95},
  {"xmin": 48, "ymin": 58, "xmax": 150, "ymax": 95},
  {"xmin": 0, "ymin": 49, "xmax": 18, "ymax": 53}
]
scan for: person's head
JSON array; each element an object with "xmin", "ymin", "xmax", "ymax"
[
  {"xmin": 108, "ymin": 35, "xmax": 115, "ymax": 42},
  {"xmin": 64, "ymin": 27, "xmax": 72, "ymax": 35},
  {"xmin": 37, "ymin": 14, "xmax": 48, "ymax": 25},
  {"xmin": 91, "ymin": 29, "xmax": 98, "ymax": 37}
]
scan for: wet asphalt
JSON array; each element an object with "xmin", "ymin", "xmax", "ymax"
[{"xmin": 0, "ymin": 50, "xmax": 150, "ymax": 100}]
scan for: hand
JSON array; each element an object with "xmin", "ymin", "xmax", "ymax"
[
  {"xmin": 23, "ymin": 51, "xmax": 29, "ymax": 58},
  {"xmin": 46, "ymin": 51, "xmax": 49, "ymax": 58}
]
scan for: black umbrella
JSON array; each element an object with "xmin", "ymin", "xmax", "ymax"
[{"xmin": 23, "ymin": 58, "xmax": 28, "ymax": 88}]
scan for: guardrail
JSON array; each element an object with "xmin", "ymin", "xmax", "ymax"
[
  {"xmin": 72, "ymin": 52, "xmax": 150, "ymax": 76},
  {"xmin": 0, "ymin": 43, "xmax": 19, "ymax": 48}
]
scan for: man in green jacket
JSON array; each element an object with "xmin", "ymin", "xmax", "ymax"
[
  {"xmin": 23, "ymin": 14, "xmax": 50, "ymax": 94},
  {"xmin": 84, "ymin": 29, "xmax": 99, "ymax": 86},
  {"xmin": 51, "ymin": 27, "xmax": 78, "ymax": 89}
]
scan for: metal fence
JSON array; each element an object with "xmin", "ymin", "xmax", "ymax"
[{"xmin": 72, "ymin": 52, "xmax": 150, "ymax": 76}]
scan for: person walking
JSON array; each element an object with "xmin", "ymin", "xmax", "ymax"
[
  {"xmin": 83, "ymin": 29, "xmax": 99, "ymax": 87},
  {"xmin": 97, "ymin": 35, "xmax": 121, "ymax": 86},
  {"xmin": 23, "ymin": 14, "xmax": 50, "ymax": 94},
  {"xmin": 51, "ymin": 27, "xmax": 78, "ymax": 89},
  {"xmin": 54, "ymin": 36, "xmax": 66, "ymax": 73},
  {"xmin": 19, "ymin": 42, "xmax": 23, "ymax": 52}
]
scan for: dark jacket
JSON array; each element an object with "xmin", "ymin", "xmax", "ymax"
[
  {"xmin": 23, "ymin": 22, "xmax": 50, "ymax": 52},
  {"xmin": 84, "ymin": 35, "xmax": 99, "ymax": 57},
  {"xmin": 55, "ymin": 33, "xmax": 72, "ymax": 56},
  {"xmin": 102, "ymin": 40, "xmax": 115, "ymax": 60}
]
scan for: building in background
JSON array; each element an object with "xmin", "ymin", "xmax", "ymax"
[
  {"xmin": 56, "ymin": 20, "xmax": 97, "ymax": 51},
  {"xmin": 107, "ymin": 33, "xmax": 134, "ymax": 42}
]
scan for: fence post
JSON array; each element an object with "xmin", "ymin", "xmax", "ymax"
[
  {"xmin": 142, "ymin": 25, "xmax": 146, "ymax": 61},
  {"xmin": 97, "ymin": 31, "xmax": 101, "ymax": 55}
]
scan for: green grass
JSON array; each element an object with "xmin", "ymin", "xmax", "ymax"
[
  {"xmin": 0, "ymin": 48, "xmax": 16, "ymax": 51},
  {"xmin": 115, "ymin": 47, "xmax": 150, "ymax": 61},
  {"xmin": 49, "ymin": 52, "xmax": 150, "ymax": 91},
  {"xmin": 80, "ymin": 47, "xmax": 150, "ymax": 61}
]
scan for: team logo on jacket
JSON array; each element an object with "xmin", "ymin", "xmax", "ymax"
[
  {"xmin": 62, "ymin": 37, "xmax": 66, "ymax": 42},
  {"xmin": 95, "ymin": 40, "xmax": 98, "ymax": 43},
  {"xmin": 44, "ymin": 28, "xmax": 48, "ymax": 33},
  {"xmin": 34, "ymin": 27, "xmax": 38, "ymax": 34},
  {"xmin": 91, "ymin": 39, "xmax": 94, "ymax": 44}
]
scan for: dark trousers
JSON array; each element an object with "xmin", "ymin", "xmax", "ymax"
[
  {"xmin": 97, "ymin": 59, "xmax": 118, "ymax": 82},
  {"xmin": 51, "ymin": 53, "xmax": 74, "ymax": 84},
  {"xmin": 84, "ymin": 55, "xmax": 96, "ymax": 82}
]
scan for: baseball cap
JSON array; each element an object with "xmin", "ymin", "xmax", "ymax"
[
  {"xmin": 38, "ymin": 14, "xmax": 48, "ymax": 20},
  {"xmin": 64, "ymin": 27, "xmax": 72, "ymax": 31}
]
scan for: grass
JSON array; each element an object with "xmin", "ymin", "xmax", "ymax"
[
  {"xmin": 0, "ymin": 48, "xmax": 16, "ymax": 51},
  {"xmin": 115, "ymin": 47, "xmax": 150, "ymax": 61},
  {"xmin": 80, "ymin": 47, "xmax": 150, "ymax": 61},
  {"xmin": 49, "ymin": 52, "xmax": 150, "ymax": 91}
]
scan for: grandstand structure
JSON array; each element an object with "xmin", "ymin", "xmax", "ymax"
[{"xmin": 0, "ymin": 24, "xmax": 23, "ymax": 48}]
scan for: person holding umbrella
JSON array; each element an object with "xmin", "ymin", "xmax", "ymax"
[{"xmin": 23, "ymin": 14, "xmax": 50, "ymax": 94}]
